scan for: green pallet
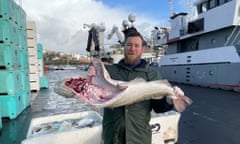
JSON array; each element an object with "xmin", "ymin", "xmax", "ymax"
[
  {"xmin": 0, "ymin": 20, "xmax": 18, "ymax": 44},
  {"xmin": 0, "ymin": 93, "xmax": 25, "ymax": 119},
  {"xmin": 0, "ymin": 70, "xmax": 22, "ymax": 95},
  {"xmin": 0, "ymin": 0, "xmax": 17, "ymax": 22},
  {"xmin": 0, "ymin": 44, "xmax": 20, "ymax": 69}
]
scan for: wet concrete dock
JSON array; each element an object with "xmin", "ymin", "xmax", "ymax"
[
  {"xmin": 0, "ymin": 69, "xmax": 240, "ymax": 144},
  {"xmin": 177, "ymin": 83, "xmax": 240, "ymax": 144}
]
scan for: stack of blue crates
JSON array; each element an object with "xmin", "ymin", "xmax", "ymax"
[
  {"xmin": 37, "ymin": 43, "xmax": 49, "ymax": 89},
  {"xmin": 0, "ymin": 0, "xmax": 31, "ymax": 119}
]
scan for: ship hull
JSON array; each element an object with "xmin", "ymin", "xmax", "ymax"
[{"xmin": 159, "ymin": 62, "xmax": 240, "ymax": 92}]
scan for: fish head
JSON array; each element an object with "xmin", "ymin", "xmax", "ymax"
[
  {"xmin": 54, "ymin": 58, "xmax": 126, "ymax": 106},
  {"xmin": 88, "ymin": 58, "xmax": 118, "ymax": 86}
]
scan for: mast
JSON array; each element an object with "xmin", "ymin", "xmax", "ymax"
[{"xmin": 168, "ymin": 0, "xmax": 175, "ymax": 16}]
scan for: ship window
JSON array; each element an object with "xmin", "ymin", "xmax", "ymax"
[
  {"xmin": 201, "ymin": 2, "xmax": 208, "ymax": 12},
  {"xmin": 188, "ymin": 18, "xmax": 204, "ymax": 33},
  {"xmin": 209, "ymin": 70, "xmax": 213, "ymax": 76},
  {"xmin": 211, "ymin": 38, "xmax": 216, "ymax": 44},
  {"xmin": 219, "ymin": 0, "xmax": 225, "ymax": 5},
  {"xmin": 238, "ymin": 6, "xmax": 240, "ymax": 16},
  {"xmin": 209, "ymin": 0, "xmax": 217, "ymax": 9},
  {"xmin": 225, "ymin": 35, "xmax": 229, "ymax": 42}
]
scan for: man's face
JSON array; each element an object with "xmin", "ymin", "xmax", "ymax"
[{"xmin": 124, "ymin": 36, "xmax": 146, "ymax": 64}]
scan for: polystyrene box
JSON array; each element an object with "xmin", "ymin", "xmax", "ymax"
[
  {"xmin": 150, "ymin": 111, "xmax": 181, "ymax": 144},
  {"xmin": 21, "ymin": 111, "xmax": 103, "ymax": 144}
]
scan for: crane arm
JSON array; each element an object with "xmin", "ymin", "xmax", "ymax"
[{"xmin": 108, "ymin": 25, "xmax": 124, "ymax": 44}]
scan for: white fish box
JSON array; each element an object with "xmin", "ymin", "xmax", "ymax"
[
  {"xmin": 28, "ymin": 48, "xmax": 38, "ymax": 56},
  {"xmin": 27, "ymin": 39, "xmax": 37, "ymax": 47},
  {"xmin": 21, "ymin": 111, "xmax": 102, "ymax": 144},
  {"xmin": 28, "ymin": 56, "xmax": 38, "ymax": 65},
  {"xmin": 27, "ymin": 30, "xmax": 36, "ymax": 39},
  {"xmin": 27, "ymin": 21, "xmax": 37, "ymax": 31},
  {"xmin": 29, "ymin": 73, "xmax": 39, "ymax": 81},
  {"xmin": 150, "ymin": 111, "xmax": 181, "ymax": 144},
  {"xmin": 29, "ymin": 65, "xmax": 39, "ymax": 73},
  {"xmin": 30, "ymin": 81, "xmax": 40, "ymax": 91}
]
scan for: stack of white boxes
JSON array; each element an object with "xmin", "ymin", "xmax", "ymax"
[{"xmin": 27, "ymin": 21, "xmax": 40, "ymax": 92}]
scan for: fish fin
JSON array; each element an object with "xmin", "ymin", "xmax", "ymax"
[
  {"xmin": 152, "ymin": 79, "xmax": 172, "ymax": 86},
  {"xmin": 54, "ymin": 81, "xmax": 75, "ymax": 98},
  {"xmin": 117, "ymin": 84, "xmax": 128, "ymax": 90},
  {"xmin": 129, "ymin": 77, "xmax": 146, "ymax": 83},
  {"xmin": 134, "ymin": 77, "xmax": 146, "ymax": 81},
  {"xmin": 118, "ymin": 78, "xmax": 146, "ymax": 87}
]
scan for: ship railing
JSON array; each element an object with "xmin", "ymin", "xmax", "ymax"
[{"xmin": 224, "ymin": 19, "xmax": 240, "ymax": 46}]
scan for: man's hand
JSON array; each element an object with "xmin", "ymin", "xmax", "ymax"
[{"xmin": 167, "ymin": 86, "xmax": 192, "ymax": 112}]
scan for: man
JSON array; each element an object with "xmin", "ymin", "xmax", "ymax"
[{"xmin": 102, "ymin": 31, "xmax": 181, "ymax": 144}]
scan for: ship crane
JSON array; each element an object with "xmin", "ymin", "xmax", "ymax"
[
  {"xmin": 107, "ymin": 25, "xmax": 124, "ymax": 44},
  {"xmin": 83, "ymin": 23, "xmax": 105, "ymax": 57},
  {"xmin": 107, "ymin": 14, "xmax": 138, "ymax": 46}
]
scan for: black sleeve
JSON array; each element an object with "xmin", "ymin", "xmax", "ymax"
[{"xmin": 150, "ymin": 97, "xmax": 174, "ymax": 113}]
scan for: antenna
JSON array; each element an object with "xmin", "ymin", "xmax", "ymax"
[{"xmin": 168, "ymin": 0, "xmax": 175, "ymax": 16}]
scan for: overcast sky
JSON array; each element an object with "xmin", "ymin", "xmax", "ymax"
[{"xmin": 20, "ymin": 0, "xmax": 193, "ymax": 55}]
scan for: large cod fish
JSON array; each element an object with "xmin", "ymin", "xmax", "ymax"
[{"xmin": 54, "ymin": 59, "xmax": 192, "ymax": 112}]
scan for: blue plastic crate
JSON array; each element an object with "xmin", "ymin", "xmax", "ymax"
[
  {"xmin": 0, "ymin": 20, "xmax": 18, "ymax": 44},
  {"xmin": 0, "ymin": 101, "xmax": 2, "ymax": 130},
  {"xmin": 40, "ymin": 76, "xmax": 49, "ymax": 89},
  {"xmin": 0, "ymin": 0, "xmax": 17, "ymax": 22},
  {"xmin": 0, "ymin": 92, "xmax": 25, "ymax": 119},
  {"xmin": 0, "ymin": 44, "xmax": 20, "ymax": 69},
  {"xmin": 18, "ymin": 29, "xmax": 27, "ymax": 48},
  {"xmin": 20, "ymin": 70, "xmax": 30, "ymax": 91},
  {"xmin": 19, "ymin": 49, "xmax": 29, "ymax": 69},
  {"xmin": 16, "ymin": 6, "xmax": 26, "ymax": 30},
  {"xmin": 0, "ymin": 70, "xmax": 22, "ymax": 95},
  {"xmin": 37, "ymin": 43, "xmax": 43, "ymax": 59},
  {"xmin": 22, "ymin": 89, "xmax": 31, "ymax": 109},
  {"xmin": 18, "ymin": 71, "xmax": 31, "ymax": 108}
]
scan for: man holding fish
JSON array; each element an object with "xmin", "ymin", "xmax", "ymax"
[
  {"xmin": 101, "ymin": 31, "xmax": 189, "ymax": 144},
  {"xmin": 54, "ymin": 29, "xmax": 192, "ymax": 144}
]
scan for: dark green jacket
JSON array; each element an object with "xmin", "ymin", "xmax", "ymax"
[{"xmin": 102, "ymin": 59, "xmax": 173, "ymax": 144}]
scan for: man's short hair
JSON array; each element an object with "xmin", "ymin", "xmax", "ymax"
[{"xmin": 125, "ymin": 31, "xmax": 147, "ymax": 47}]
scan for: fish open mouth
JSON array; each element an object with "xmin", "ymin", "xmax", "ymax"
[{"xmin": 61, "ymin": 59, "xmax": 124, "ymax": 104}]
